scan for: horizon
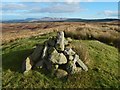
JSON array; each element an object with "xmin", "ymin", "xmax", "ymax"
[
  {"xmin": 2, "ymin": 17, "xmax": 119, "ymax": 21},
  {"xmin": 1, "ymin": 2, "xmax": 119, "ymax": 21}
]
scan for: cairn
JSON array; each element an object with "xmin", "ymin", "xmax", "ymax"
[{"xmin": 22, "ymin": 31, "xmax": 88, "ymax": 78}]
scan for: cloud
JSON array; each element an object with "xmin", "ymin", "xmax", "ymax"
[
  {"xmin": 2, "ymin": 2, "xmax": 82, "ymax": 14},
  {"xmin": 103, "ymin": 10, "xmax": 119, "ymax": 17},
  {"xmin": 29, "ymin": 3, "xmax": 82, "ymax": 13},
  {"xmin": 2, "ymin": 3, "xmax": 27, "ymax": 11}
]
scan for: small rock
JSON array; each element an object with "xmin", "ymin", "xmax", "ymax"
[
  {"xmin": 55, "ymin": 69, "xmax": 68, "ymax": 78},
  {"xmin": 66, "ymin": 37, "xmax": 72, "ymax": 42},
  {"xmin": 64, "ymin": 48, "xmax": 76, "ymax": 56},
  {"xmin": 22, "ymin": 56, "xmax": 33, "ymax": 73},
  {"xmin": 54, "ymin": 64, "xmax": 59, "ymax": 70},
  {"xmin": 68, "ymin": 55, "xmax": 74, "ymax": 61},
  {"xmin": 74, "ymin": 54, "xmax": 88, "ymax": 71},
  {"xmin": 41, "ymin": 43, "xmax": 48, "ymax": 59},
  {"xmin": 49, "ymin": 48, "xmax": 67, "ymax": 64},
  {"xmin": 74, "ymin": 67, "xmax": 82, "ymax": 73},
  {"xmin": 58, "ymin": 53, "xmax": 67, "ymax": 64},
  {"xmin": 64, "ymin": 39, "xmax": 69, "ymax": 46},
  {"xmin": 55, "ymin": 31, "xmax": 65, "ymax": 51}
]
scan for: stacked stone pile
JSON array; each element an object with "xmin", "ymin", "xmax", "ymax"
[{"xmin": 22, "ymin": 31, "xmax": 88, "ymax": 78}]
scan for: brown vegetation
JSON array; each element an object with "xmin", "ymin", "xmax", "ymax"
[{"xmin": 2, "ymin": 21, "xmax": 120, "ymax": 48}]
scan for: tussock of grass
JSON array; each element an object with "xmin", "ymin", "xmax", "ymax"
[
  {"xmin": 64, "ymin": 27, "xmax": 120, "ymax": 47},
  {"xmin": 71, "ymin": 41, "xmax": 90, "ymax": 65}
]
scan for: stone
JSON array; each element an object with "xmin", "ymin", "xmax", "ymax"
[
  {"xmin": 55, "ymin": 31, "xmax": 65, "ymax": 51},
  {"xmin": 41, "ymin": 43, "xmax": 48, "ymax": 59},
  {"xmin": 64, "ymin": 48, "xmax": 76, "ymax": 56},
  {"xmin": 64, "ymin": 38, "xmax": 69, "ymax": 46},
  {"xmin": 58, "ymin": 53, "xmax": 67, "ymax": 64},
  {"xmin": 74, "ymin": 54, "xmax": 88, "ymax": 71},
  {"xmin": 54, "ymin": 65, "xmax": 59, "ymax": 70},
  {"xmin": 49, "ymin": 48, "xmax": 67, "ymax": 64},
  {"xmin": 66, "ymin": 37, "xmax": 72, "ymax": 43},
  {"xmin": 30, "ymin": 45, "xmax": 43, "ymax": 62},
  {"xmin": 22, "ymin": 56, "xmax": 33, "ymax": 72},
  {"xmin": 68, "ymin": 55, "xmax": 74, "ymax": 61},
  {"xmin": 35, "ymin": 60, "xmax": 44, "ymax": 68},
  {"xmin": 44, "ymin": 60, "xmax": 52, "ymax": 70},
  {"xmin": 47, "ymin": 37, "xmax": 56, "ymax": 47},
  {"xmin": 55, "ymin": 69, "xmax": 68, "ymax": 78},
  {"xmin": 66, "ymin": 61, "xmax": 76, "ymax": 74},
  {"xmin": 47, "ymin": 47, "xmax": 55, "ymax": 55},
  {"xmin": 74, "ymin": 67, "xmax": 82, "ymax": 73}
]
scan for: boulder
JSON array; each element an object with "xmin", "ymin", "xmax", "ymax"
[
  {"xmin": 55, "ymin": 69, "xmax": 68, "ymax": 78},
  {"xmin": 49, "ymin": 48, "xmax": 67, "ymax": 64},
  {"xmin": 22, "ymin": 56, "xmax": 33, "ymax": 73},
  {"xmin": 30, "ymin": 45, "xmax": 43, "ymax": 62},
  {"xmin": 64, "ymin": 48, "xmax": 76, "ymax": 56},
  {"xmin": 55, "ymin": 31, "xmax": 65, "ymax": 51},
  {"xmin": 74, "ymin": 54, "xmax": 88, "ymax": 71}
]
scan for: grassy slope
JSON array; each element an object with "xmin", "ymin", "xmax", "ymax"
[{"xmin": 2, "ymin": 32, "xmax": 119, "ymax": 88}]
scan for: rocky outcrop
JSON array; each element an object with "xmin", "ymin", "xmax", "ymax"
[{"xmin": 22, "ymin": 31, "xmax": 88, "ymax": 77}]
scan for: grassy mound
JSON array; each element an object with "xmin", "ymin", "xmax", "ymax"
[{"xmin": 2, "ymin": 32, "xmax": 119, "ymax": 88}]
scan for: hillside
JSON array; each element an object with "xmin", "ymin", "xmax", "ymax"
[{"xmin": 2, "ymin": 32, "xmax": 119, "ymax": 88}]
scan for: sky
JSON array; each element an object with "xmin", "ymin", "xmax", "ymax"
[{"xmin": 1, "ymin": 1, "xmax": 119, "ymax": 20}]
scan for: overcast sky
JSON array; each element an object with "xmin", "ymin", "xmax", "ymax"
[{"xmin": 1, "ymin": 1, "xmax": 119, "ymax": 20}]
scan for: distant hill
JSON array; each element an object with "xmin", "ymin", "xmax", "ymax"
[{"xmin": 1, "ymin": 17, "xmax": 119, "ymax": 23}]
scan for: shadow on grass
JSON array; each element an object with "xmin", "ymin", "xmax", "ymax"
[{"xmin": 2, "ymin": 49, "xmax": 34, "ymax": 73}]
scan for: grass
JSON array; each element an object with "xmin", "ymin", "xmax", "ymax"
[
  {"xmin": 64, "ymin": 27, "xmax": 120, "ymax": 47},
  {"xmin": 2, "ymin": 32, "xmax": 119, "ymax": 88}
]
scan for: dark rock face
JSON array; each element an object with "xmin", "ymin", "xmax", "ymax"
[{"xmin": 22, "ymin": 31, "xmax": 88, "ymax": 77}]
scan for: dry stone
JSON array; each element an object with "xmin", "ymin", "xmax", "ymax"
[
  {"xmin": 49, "ymin": 48, "xmax": 67, "ymax": 64},
  {"xmin": 55, "ymin": 31, "xmax": 65, "ymax": 51},
  {"xmin": 22, "ymin": 31, "xmax": 88, "ymax": 76},
  {"xmin": 55, "ymin": 69, "xmax": 68, "ymax": 78},
  {"xmin": 22, "ymin": 56, "xmax": 33, "ymax": 73},
  {"xmin": 66, "ymin": 37, "xmax": 72, "ymax": 43},
  {"xmin": 47, "ymin": 37, "xmax": 56, "ymax": 47},
  {"xmin": 64, "ymin": 38, "xmax": 69, "ymax": 45},
  {"xmin": 66, "ymin": 61, "xmax": 76, "ymax": 74},
  {"xmin": 64, "ymin": 48, "xmax": 76, "ymax": 56},
  {"xmin": 41, "ymin": 42, "xmax": 48, "ymax": 59},
  {"xmin": 74, "ymin": 54, "xmax": 88, "ymax": 71},
  {"xmin": 35, "ymin": 60, "xmax": 44, "ymax": 68},
  {"xmin": 68, "ymin": 55, "xmax": 74, "ymax": 61},
  {"xmin": 30, "ymin": 45, "xmax": 43, "ymax": 62}
]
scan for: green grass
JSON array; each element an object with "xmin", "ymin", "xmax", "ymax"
[{"xmin": 2, "ymin": 32, "xmax": 119, "ymax": 88}]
